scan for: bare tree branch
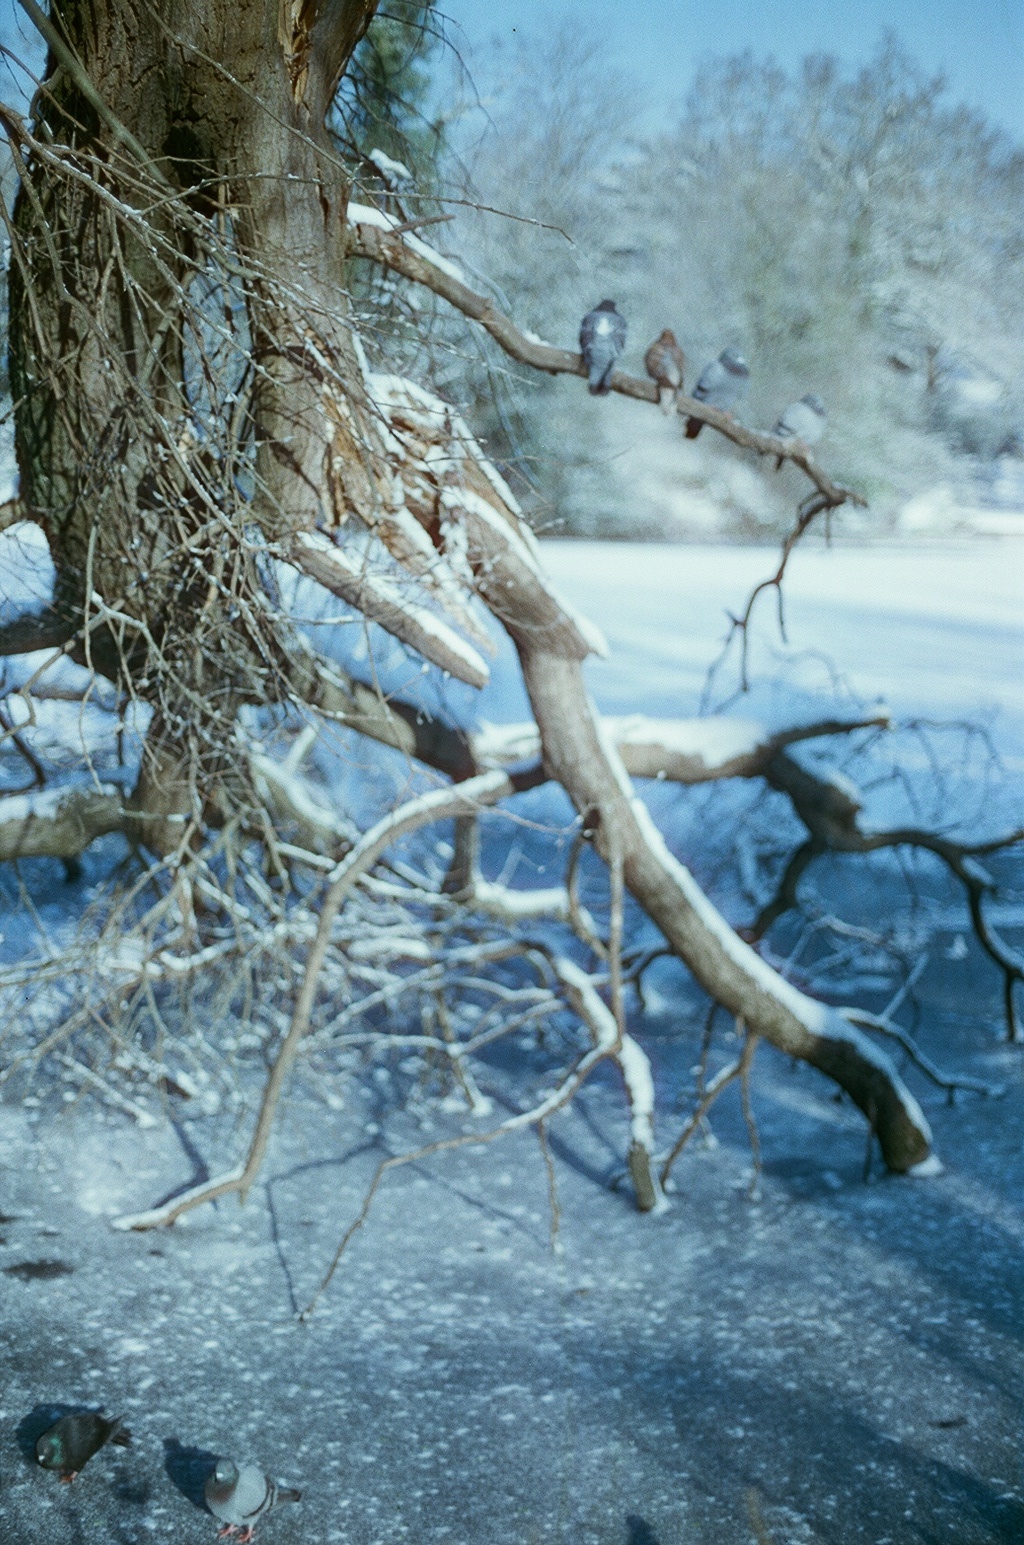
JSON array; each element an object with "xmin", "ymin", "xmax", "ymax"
[
  {"xmin": 346, "ymin": 215, "xmax": 867, "ymax": 510},
  {"xmin": 754, "ymin": 748, "xmax": 1024, "ymax": 1040}
]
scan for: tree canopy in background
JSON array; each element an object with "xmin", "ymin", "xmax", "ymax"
[
  {"xmin": 336, "ymin": 1, "xmax": 444, "ymax": 177},
  {"xmin": 449, "ymin": 34, "xmax": 1024, "ymax": 536}
]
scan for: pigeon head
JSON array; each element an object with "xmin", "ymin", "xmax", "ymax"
[
  {"xmin": 212, "ymin": 1458, "xmax": 239, "ymax": 1488},
  {"xmin": 596, "ymin": 299, "xmax": 618, "ymax": 312},
  {"xmin": 659, "ymin": 329, "xmax": 678, "ymax": 344},
  {"xmin": 36, "ymin": 1431, "xmax": 64, "ymax": 1470},
  {"xmin": 719, "ymin": 348, "xmax": 748, "ymax": 375},
  {"xmin": 801, "ymin": 393, "xmax": 826, "ymax": 415}
]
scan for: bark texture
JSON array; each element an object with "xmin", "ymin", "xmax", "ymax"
[{"xmin": 8, "ymin": 0, "xmax": 381, "ymax": 843}]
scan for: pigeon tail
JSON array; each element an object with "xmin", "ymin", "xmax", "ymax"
[
  {"xmin": 658, "ymin": 386, "xmax": 677, "ymax": 416},
  {"xmin": 110, "ymin": 1423, "xmax": 132, "ymax": 1449},
  {"xmin": 684, "ymin": 417, "xmax": 704, "ymax": 439},
  {"xmin": 278, "ymin": 1488, "xmax": 302, "ymax": 1504},
  {"xmin": 587, "ymin": 361, "xmax": 614, "ymax": 396}
]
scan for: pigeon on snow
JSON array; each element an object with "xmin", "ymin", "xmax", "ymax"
[
  {"xmin": 684, "ymin": 348, "xmax": 749, "ymax": 438},
  {"xmin": 644, "ymin": 329, "xmax": 686, "ymax": 414},
  {"xmin": 35, "ymin": 1411, "xmax": 131, "ymax": 1482},
  {"xmin": 771, "ymin": 393, "xmax": 827, "ymax": 463},
  {"xmin": 579, "ymin": 300, "xmax": 627, "ymax": 396},
  {"xmin": 204, "ymin": 1457, "xmax": 302, "ymax": 1542}
]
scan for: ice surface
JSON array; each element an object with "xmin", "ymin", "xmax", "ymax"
[{"xmin": 1, "ymin": 541, "xmax": 1022, "ymax": 1544}]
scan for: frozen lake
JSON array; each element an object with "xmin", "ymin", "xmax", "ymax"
[
  {"xmin": 533, "ymin": 541, "xmax": 1024, "ymax": 745},
  {"xmin": 0, "ymin": 539, "xmax": 1022, "ymax": 1545}
]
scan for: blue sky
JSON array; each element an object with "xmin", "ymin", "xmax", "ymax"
[
  {"xmin": 439, "ymin": 0, "xmax": 1024, "ymax": 143},
  {"xmin": 0, "ymin": 1, "xmax": 1020, "ymax": 142}
]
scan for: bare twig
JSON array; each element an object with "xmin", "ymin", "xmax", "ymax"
[
  {"xmin": 537, "ymin": 1120, "xmax": 562, "ymax": 1255},
  {"xmin": 844, "ymin": 1010, "xmax": 1005, "ymax": 1100},
  {"xmin": 739, "ymin": 1027, "xmax": 762, "ymax": 1197},
  {"xmin": 661, "ymin": 1027, "xmax": 760, "ymax": 1186}
]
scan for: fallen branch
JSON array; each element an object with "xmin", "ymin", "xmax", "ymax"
[
  {"xmin": 111, "ymin": 768, "xmax": 516, "ymax": 1230},
  {"xmin": 753, "ymin": 748, "xmax": 1024, "ymax": 1040}
]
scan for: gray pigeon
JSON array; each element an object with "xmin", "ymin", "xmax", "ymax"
[
  {"xmin": 684, "ymin": 348, "xmax": 749, "ymax": 438},
  {"xmin": 771, "ymin": 393, "xmax": 827, "ymax": 465},
  {"xmin": 35, "ymin": 1411, "xmax": 131, "ymax": 1482},
  {"xmin": 644, "ymin": 329, "xmax": 686, "ymax": 414},
  {"xmin": 204, "ymin": 1457, "xmax": 301, "ymax": 1541},
  {"xmin": 579, "ymin": 300, "xmax": 627, "ymax": 395}
]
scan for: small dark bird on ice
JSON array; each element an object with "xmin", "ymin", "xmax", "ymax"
[
  {"xmin": 684, "ymin": 348, "xmax": 749, "ymax": 437},
  {"xmin": 771, "ymin": 392, "xmax": 827, "ymax": 467},
  {"xmin": 644, "ymin": 329, "xmax": 686, "ymax": 414},
  {"xmin": 35, "ymin": 1411, "xmax": 131, "ymax": 1482},
  {"xmin": 205, "ymin": 1458, "xmax": 302, "ymax": 1542},
  {"xmin": 579, "ymin": 299, "xmax": 627, "ymax": 395}
]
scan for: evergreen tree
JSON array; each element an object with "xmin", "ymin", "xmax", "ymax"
[{"xmin": 335, "ymin": 2, "xmax": 442, "ymax": 182}]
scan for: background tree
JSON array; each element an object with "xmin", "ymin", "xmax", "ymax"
[
  {"xmin": 451, "ymin": 35, "xmax": 1024, "ymax": 537},
  {"xmin": 335, "ymin": 0, "xmax": 442, "ymax": 176}
]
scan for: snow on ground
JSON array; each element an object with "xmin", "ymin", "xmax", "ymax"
[
  {"xmin": 533, "ymin": 541, "xmax": 1024, "ymax": 741},
  {"xmin": 1, "ymin": 541, "xmax": 1023, "ymax": 1545}
]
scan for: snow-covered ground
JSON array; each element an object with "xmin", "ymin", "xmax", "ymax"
[
  {"xmin": 534, "ymin": 541, "xmax": 1024, "ymax": 737},
  {"xmin": 1, "ymin": 541, "xmax": 1022, "ymax": 1545}
]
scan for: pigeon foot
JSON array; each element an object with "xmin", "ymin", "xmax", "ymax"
[
  {"xmin": 60, "ymin": 1473, "xmax": 78, "ymax": 1484},
  {"xmin": 216, "ymin": 1529, "xmax": 239, "ymax": 1540},
  {"xmin": 237, "ymin": 1530, "xmax": 255, "ymax": 1544}
]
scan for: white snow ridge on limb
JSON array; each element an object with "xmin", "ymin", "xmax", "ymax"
[
  {"xmin": 347, "ymin": 202, "xmax": 465, "ymax": 283},
  {"xmin": 290, "ymin": 531, "xmax": 490, "ymax": 688}
]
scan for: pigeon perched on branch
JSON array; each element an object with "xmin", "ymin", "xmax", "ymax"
[
  {"xmin": 204, "ymin": 1457, "xmax": 302, "ymax": 1542},
  {"xmin": 771, "ymin": 393, "xmax": 827, "ymax": 466},
  {"xmin": 684, "ymin": 348, "xmax": 749, "ymax": 438},
  {"xmin": 644, "ymin": 329, "xmax": 686, "ymax": 414},
  {"xmin": 579, "ymin": 300, "xmax": 627, "ymax": 395},
  {"xmin": 35, "ymin": 1411, "xmax": 131, "ymax": 1482}
]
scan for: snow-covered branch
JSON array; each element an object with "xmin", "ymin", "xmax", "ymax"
[
  {"xmin": 289, "ymin": 531, "xmax": 491, "ymax": 688},
  {"xmin": 754, "ymin": 751, "xmax": 1024, "ymax": 1040},
  {"xmin": 0, "ymin": 781, "xmax": 126, "ymax": 861},
  {"xmin": 473, "ymin": 710, "xmax": 890, "ymax": 784},
  {"xmin": 346, "ymin": 214, "xmax": 866, "ymax": 512}
]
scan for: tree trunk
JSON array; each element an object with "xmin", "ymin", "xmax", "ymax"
[{"xmin": 8, "ymin": 0, "xmax": 380, "ymax": 849}]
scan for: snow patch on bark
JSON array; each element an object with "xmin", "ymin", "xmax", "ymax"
[
  {"xmin": 347, "ymin": 203, "xmax": 465, "ymax": 283},
  {"xmin": 612, "ymin": 714, "xmax": 766, "ymax": 768}
]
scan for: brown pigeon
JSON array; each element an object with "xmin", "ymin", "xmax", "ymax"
[{"xmin": 644, "ymin": 329, "xmax": 685, "ymax": 414}]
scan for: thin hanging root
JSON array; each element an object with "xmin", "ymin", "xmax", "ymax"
[
  {"xmin": 660, "ymin": 1028, "xmax": 760, "ymax": 1187},
  {"xmin": 740, "ymin": 1028, "xmax": 762, "ymax": 1197},
  {"xmin": 537, "ymin": 1120, "xmax": 562, "ymax": 1256}
]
